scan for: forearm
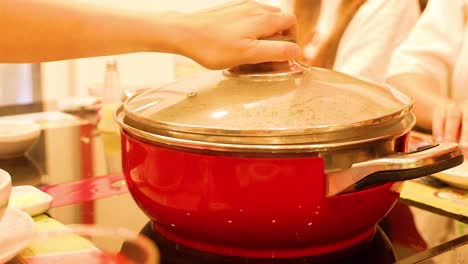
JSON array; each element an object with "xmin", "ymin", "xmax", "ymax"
[
  {"xmin": 0, "ymin": 0, "xmax": 298, "ymax": 69},
  {"xmin": 0, "ymin": 0, "xmax": 181, "ymax": 62},
  {"xmin": 387, "ymin": 73, "xmax": 451, "ymax": 130}
]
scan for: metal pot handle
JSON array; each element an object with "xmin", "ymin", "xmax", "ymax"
[{"xmin": 326, "ymin": 142, "xmax": 464, "ymax": 196}]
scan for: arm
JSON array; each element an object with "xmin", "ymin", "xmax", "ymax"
[
  {"xmin": 385, "ymin": 0, "xmax": 465, "ymax": 142},
  {"xmin": 387, "ymin": 73, "xmax": 468, "ymax": 143},
  {"xmin": 0, "ymin": 0, "xmax": 299, "ymax": 69},
  {"xmin": 386, "ymin": 73, "xmax": 451, "ymax": 131}
]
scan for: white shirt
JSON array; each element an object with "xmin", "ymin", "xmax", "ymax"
[
  {"xmin": 275, "ymin": 0, "xmax": 420, "ymax": 83},
  {"xmin": 386, "ymin": 2, "xmax": 468, "ymax": 261},
  {"xmin": 386, "ymin": 0, "xmax": 468, "ymax": 101}
]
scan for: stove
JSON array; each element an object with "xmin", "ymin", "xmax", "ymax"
[{"xmin": 136, "ymin": 223, "xmax": 396, "ymax": 264}]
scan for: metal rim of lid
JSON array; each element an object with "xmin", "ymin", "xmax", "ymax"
[
  {"xmin": 121, "ymin": 99, "xmax": 413, "ymax": 144},
  {"xmin": 115, "ymin": 106, "xmax": 416, "ymax": 153}
]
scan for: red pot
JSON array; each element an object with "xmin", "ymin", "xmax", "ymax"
[{"xmin": 115, "ymin": 63, "xmax": 463, "ymax": 258}]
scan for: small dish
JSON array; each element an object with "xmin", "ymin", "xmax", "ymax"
[
  {"xmin": 9, "ymin": 185, "xmax": 53, "ymax": 217},
  {"xmin": 57, "ymin": 96, "xmax": 101, "ymax": 113},
  {"xmin": 0, "ymin": 111, "xmax": 85, "ymax": 129},
  {"xmin": 0, "ymin": 120, "xmax": 41, "ymax": 159},
  {"xmin": 0, "ymin": 206, "xmax": 35, "ymax": 263},
  {"xmin": 433, "ymin": 162, "xmax": 468, "ymax": 190},
  {"xmin": 410, "ymin": 131, "xmax": 468, "ymax": 190},
  {"xmin": 0, "ymin": 169, "xmax": 12, "ymax": 220}
]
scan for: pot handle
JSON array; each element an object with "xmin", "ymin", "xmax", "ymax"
[{"xmin": 326, "ymin": 142, "xmax": 464, "ymax": 196}]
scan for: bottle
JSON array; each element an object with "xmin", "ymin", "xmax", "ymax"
[
  {"xmin": 98, "ymin": 58, "xmax": 122, "ymax": 174},
  {"xmin": 99, "ymin": 57, "xmax": 122, "ymax": 134},
  {"xmin": 102, "ymin": 58, "xmax": 122, "ymax": 103}
]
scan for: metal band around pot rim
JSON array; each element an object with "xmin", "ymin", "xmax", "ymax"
[
  {"xmin": 119, "ymin": 100, "xmax": 414, "ymax": 146},
  {"xmin": 115, "ymin": 105, "xmax": 416, "ymax": 153}
]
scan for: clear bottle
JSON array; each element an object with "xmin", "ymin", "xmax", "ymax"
[
  {"xmin": 102, "ymin": 58, "xmax": 122, "ymax": 103},
  {"xmin": 99, "ymin": 57, "xmax": 122, "ymax": 134},
  {"xmin": 98, "ymin": 58, "xmax": 123, "ymax": 174}
]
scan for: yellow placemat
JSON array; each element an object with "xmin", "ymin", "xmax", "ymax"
[{"xmin": 400, "ymin": 178, "xmax": 468, "ymax": 223}]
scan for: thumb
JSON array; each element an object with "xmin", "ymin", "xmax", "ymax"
[{"xmin": 248, "ymin": 40, "xmax": 300, "ymax": 64}]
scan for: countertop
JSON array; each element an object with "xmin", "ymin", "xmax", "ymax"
[{"xmin": 1, "ymin": 101, "xmax": 466, "ymax": 264}]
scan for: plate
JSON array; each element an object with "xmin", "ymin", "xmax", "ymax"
[
  {"xmin": 0, "ymin": 120, "xmax": 41, "ymax": 159},
  {"xmin": 410, "ymin": 131, "xmax": 468, "ymax": 190},
  {"xmin": 0, "ymin": 111, "xmax": 85, "ymax": 129},
  {"xmin": 0, "ymin": 206, "xmax": 35, "ymax": 263},
  {"xmin": 0, "ymin": 169, "xmax": 12, "ymax": 220},
  {"xmin": 433, "ymin": 163, "xmax": 468, "ymax": 190}
]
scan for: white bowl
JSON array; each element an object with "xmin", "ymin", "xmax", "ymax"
[
  {"xmin": 0, "ymin": 206, "xmax": 35, "ymax": 263},
  {"xmin": 433, "ymin": 160, "xmax": 468, "ymax": 190},
  {"xmin": 0, "ymin": 169, "xmax": 12, "ymax": 220},
  {"xmin": 0, "ymin": 120, "xmax": 41, "ymax": 159}
]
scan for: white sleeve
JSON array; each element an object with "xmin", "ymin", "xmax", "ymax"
[
  {"xmin": 385, "ymin": 0, "xmax": 465, "ymax": 92},
  {"xmin": 333, "ymin": 0, "xmax": 421, "ymax": 83}
]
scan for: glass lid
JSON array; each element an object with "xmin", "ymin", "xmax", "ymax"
[{"xmin": 122, "ymin": 63, "xmax": 412, "ymax": 144}]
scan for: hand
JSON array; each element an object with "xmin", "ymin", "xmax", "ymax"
[
  {"xmin": 432, "ymin": 101, "xmax": 468, "ymax": 146},
  {"xmin": 0, "ymin": 0, "xmax": 298, "ymax": 65},
  {"xmin": 166, "ymin": 0, "xmax": 300, "ymax": 69}
]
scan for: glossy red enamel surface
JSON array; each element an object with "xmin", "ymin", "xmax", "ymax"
[{"xmin": 121, "ymin": 132, "xmax": 401, "ymax": 257}]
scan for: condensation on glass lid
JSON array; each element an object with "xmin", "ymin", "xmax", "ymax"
[{"xmin": 125, "ymin": 70, "xmax": 408, "ymax": 131}]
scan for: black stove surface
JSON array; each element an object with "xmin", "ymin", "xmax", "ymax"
[{"xmin": 137, "ymin": 222, "xmax": 396, "ymax": 264}]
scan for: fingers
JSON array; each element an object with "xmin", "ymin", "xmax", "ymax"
[
  {"xmin": 259, "ymin": 12, "xmax": 298, "ymax": 38},
  {"xmin": 224, "ymin": 0, "xmax": 282, "ymax": 12},
  {"xmin": 182, "ymin": 0, "xmax": 298, "ymax": 68},
  {"xmin": 252, "ymin": 1, "xmax": 282, "ymax": 12},
  {"xmin": 459, "ymin": 101, "xmax": 468, "ymax": 147},
  {"xmin": 203, "ymin": 0, "xmax": 281, "ymax": 15},
  {"xmin": 247, "ymin": 40, "xmax": 300, "ymax": 64},
  {"xmin": 432, "ymin": 102, "xmax": 462, "ymax": 143},
  {"xmin": 432, "ymin": 106, "xmax": 445, "ymax": 142},
  {"xmin": 243, "ymin": 11, "xmax": 299, "ymax": 63},
  {"xmin": 283, "ymin": 23, "xmax": 298, "ymax": 39},
  {"xmin": 443, "ymin": 102, "xmax": 461, "ymax": 142}
]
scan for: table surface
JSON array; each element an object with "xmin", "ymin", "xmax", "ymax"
[{"xmin": 1, "ymin": 101, "xmax": 466, "ymax": 264}]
